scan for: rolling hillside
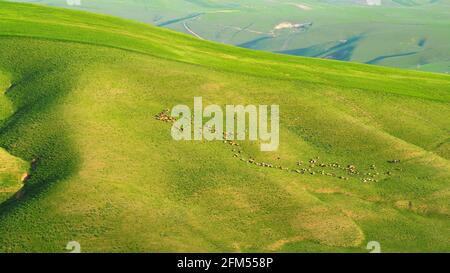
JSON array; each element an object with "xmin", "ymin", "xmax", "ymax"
[
  {"xmin": 0, "ymin": 1, "xmax": 449, "ymax": 252},
  {"xmin": 12, "ymin": 0, "xmax": 450, "ymax": 73}
]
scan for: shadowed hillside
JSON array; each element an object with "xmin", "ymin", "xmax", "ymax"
[{"xmin": 0, "ymin": 1, "xmax": 449, "ymax": 252}]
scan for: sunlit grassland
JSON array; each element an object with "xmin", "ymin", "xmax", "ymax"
[
  {"xmin": 0, "ymin": 1, "xmax": 448, "ymax": 252},
  {"xmin": 11, "ymin": 0, "xmax": 450, "ymax": 73}
]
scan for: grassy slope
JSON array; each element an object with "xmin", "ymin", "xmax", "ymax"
[
  {"xmin": 12, "ymin": 0, "xmax": 450, "ymax": 73},
  {"xmin": 0, "ymin": 1, "xmax": 449, "ymax": 252}
]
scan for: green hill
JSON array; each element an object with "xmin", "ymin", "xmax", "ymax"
[
  {"xmin": 0, "ymin": 1, "xmax": 449, "ymax": 252},
  {"xmin": 12, "ymin": 0, "xmax": 450, "ymax": 73}
]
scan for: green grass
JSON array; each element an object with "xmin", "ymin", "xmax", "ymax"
[
  {"xmin": 12, "ymin": 0, "xmax": 450, "ymax": 73},
  {"xmin": 0, "ymin": 1, "xmax": 449, "ymax": 252}
]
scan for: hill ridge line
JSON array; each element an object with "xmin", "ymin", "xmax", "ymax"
[{"xmin": 0, "ymin": 34, "xmax": 448, "ymax": 103}]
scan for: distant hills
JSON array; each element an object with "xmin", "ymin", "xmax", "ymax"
[{"xmin": 12, "ymin": 0, "xmax": 450, "ymax": 73}]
